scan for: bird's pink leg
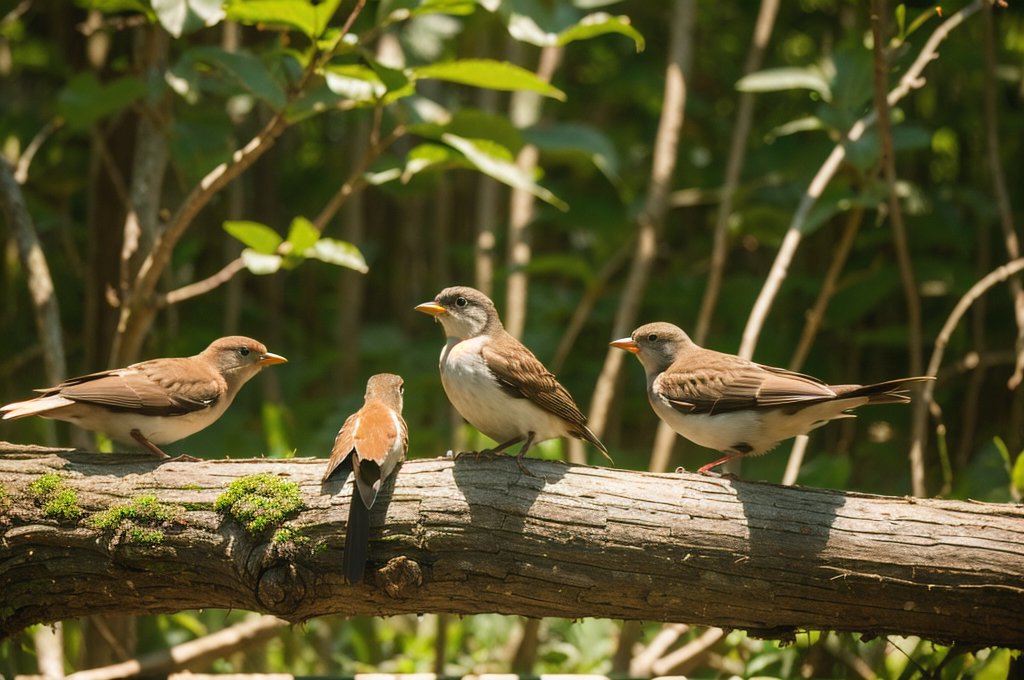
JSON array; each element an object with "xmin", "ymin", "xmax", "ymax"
[
  {"xmin": 130, "ymin": 429, "xmax": 198, "ymax": 462},
  {"xmin": 697, "ymin": 454, "xmax": 744, "ymax": 475}
]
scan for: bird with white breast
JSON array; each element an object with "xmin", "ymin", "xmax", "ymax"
[
  {"xmin": 415, "ymin": 286, "xmax": 610, "ymax": 474},
  {"xmin": 0, "ymin": 336, "xmax": 287, "ymax": 460},
  {"xmin": 323, "ymin": 373, "xmax": 408, "ymax": 584},
  {"xmin": 612, "ymin": 322, "xmax": 931, "ymax": 474}
]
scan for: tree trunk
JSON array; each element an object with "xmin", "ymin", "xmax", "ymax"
[{"xmin": 0, "ymin": 447, "xmax": 1021, "ymax": 648}]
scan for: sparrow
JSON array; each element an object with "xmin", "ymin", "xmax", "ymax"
[
  {"xmin": 1, "ymin": 336, "xmax": 287, "ymax": 459},
  {"xmin": 323, "ymin": 373, "xmax": 407, "ymax": 585},
  {"xmin": 415, "ymin": 286, "xmax": 610, "ymax": 475},
  {"xmin": 612, "ymin": 322, "xmax": 932, "ymax": 474}
]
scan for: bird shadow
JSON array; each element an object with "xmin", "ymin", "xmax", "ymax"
[{"xmin": 450, "ymin": 451, "xmax": 570, "ymax": 538}]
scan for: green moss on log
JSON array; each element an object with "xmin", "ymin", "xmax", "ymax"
[
  {"xmin": 215, "ymin": 473, "xmax": 302, "ymax": 534},
  {"xmin": 28, "ymin": 473, "xmax": 82, "ymax": 521},
  {"xmin": 87, "ymin": 494, "xmax": 183, "ymax": 544}
]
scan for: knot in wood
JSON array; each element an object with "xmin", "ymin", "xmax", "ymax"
[
  {"xmin": 375, "ymin": 556, "xmax": 422, "ymax": 598},
  {"xmin": 256, "ymin": 563, "xmax": 306, "ymax": 615}
]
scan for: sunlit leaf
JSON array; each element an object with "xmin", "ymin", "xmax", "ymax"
[
  {"xmin": 1011, "ymin": 448, "xmax": 1024, "ymax": 498},
  {"xmin": 224, "ymin": 220, "xmax": 283, "ymax": 254},
  {"xmin": 895, "ymin": 4, "xmax": 906, "ymax": 39},
  {"xmin": 225, "ymin": 0, "xmax": 318, "ymax": 38},
  {"xmin": 305, "ymin": 238, "xmax": 369, "ymax": 272},
  {"xmin": 282, "ymin": 216, "xmax": 320, "ymax": 268},
  {"xmin": 508, "ymin": 11, "xmax": 644, "ymax": 50},
  {"xmin": 367, "ymin": 56, "xmax": 411, "ymax": 92},
  {"xmin": 152, "ymin": 0, "xmax": 224, "ymax": 38},
  {"xmin": 736, "ymin": 66, "xmax": 832, "ymax": 101},
  {"xmin": 442, "ymin": 133, "xmax": 568, "ymax": 210},
  {"xmin": 412, "ymin": 59, "xmax": 566, "ymax": 101},
  {"xmin": 323, "ymin": 64, "xmax": 386, "ymax": 101},
  {"xmin": 241, "ymin": 249, "xmax": 283, "ymax": 274}
]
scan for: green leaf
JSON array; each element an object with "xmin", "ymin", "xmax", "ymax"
[
  {"xmin": 76, "ymin": 0, "xmax": 156, "ymax": 20},
  {"xmin": 281, "ymin": 216, "xmax": 320, "ymax": 268},
  {"xmin": 312, "ymin": 0, "xmax": 344, "ymax": 36},
  {"xmin": 895, "ymin": 4, "xmax": 906, "ymax": 40},
  {"xmin": 285, "ymin": 84, "xmax": 349, "ymax": 122},
  {"xmin": 224, "ymin": 220, "xmax": 284, "ymax": 254},
  {"xmin": 241, "ymin": 249, "xmax": 283, "ymax": 274},
  {"xmin": 1011, "ymin": 449, "xmax": 1024, "ymax": 498},
  {"xmin": 305, "ymin": 238, "xmax": 369, "ymax": 272},
  {"xmin": 382, "ymin": 0, "xmax": 478, "ymax": 22},
  {"xmin": 323, "ymin": 64, "xmax": 386, "ymax": 101},
  {"xmin": 57, "ymin": 72, "xmax": 147, "ymax": 131},
  {"xmin": 736, "ymin": 66, "xmax": 832, "ymax": 101},
  {"xmin": 152, "ymin": 0, "xmax": 224, "ymax": 38},
  {"xmin": 557, "ymin": 13, "xmax": 643, "ymax": 50},
  {"xmin": 186, "ymin": 46, "xmax": 287, "ymax": 109},
  {"xmin": 524, "ymin": 123, "xmax": 620, "ymax": 183},
  {"xmin": 994, "ymin": 436, "xmax": 1012, "ymax": 471},
  {"xmin": 225, "ymin": 0, "xmax": 318, "ymax": 38},
  {"xmin": 403, "ymin": 142, "xmax": 467, "ymax": 179},
  {"xmin": 442, "ymin": 133, "xmax": 568, "ymax": 211},
  {"xmin": 412, "ymin": 59, "xmax": 566, "ymax": 101},
  {"xmin": 366, "ymin": 56, "xmax": 411, "ymax": 93}
]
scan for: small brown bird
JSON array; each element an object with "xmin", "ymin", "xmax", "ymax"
[
  {"xmin": 323, "ymin": 373, "xmax": 408, "ymax": 585},
  {"xmin": 612, "ymin": 322, "xmax": 931, "ymax": 474},
  {"xmin": 1, "ymin": 336, "xmax": 286, "ymax": 459},
  {"xmin": 415, "ymin": 286, "xmax": 609, "ymax": 474}
]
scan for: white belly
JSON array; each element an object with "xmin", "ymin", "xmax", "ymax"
[
  {"xmin": 648, "ymin": 389, "xmax": 867, "ymax": 455},
  {"xmin": 58, "ymin": 399, "xmax": 231, "ymax": 445},
  {"xmin": 439, "ymin": 337, "xmax": 568, "ymax": 444}
]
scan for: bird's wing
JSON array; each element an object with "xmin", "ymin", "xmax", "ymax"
[
  {"xmin": 43, "ymin": 360, "xmax": 222, "ymax": 416},
  {"xmin": 481, "ymin": 337, "xmax": 588, "ymax": 428},
  {"xmin": 323, "ymin": 412, "xmax": 359, "ymax": 482},
  {"xmin": 655, "ymin": 363, "xmax": 835, "ymax": 415}
]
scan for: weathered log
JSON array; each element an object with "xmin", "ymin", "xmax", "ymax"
[{"xmin": 0, "ymin": 446, "xmax": 1022, "ymax": 647}]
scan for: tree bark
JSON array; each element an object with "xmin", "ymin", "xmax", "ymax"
[{"xmin": 1, "ymin": 448, "xmax": 1021, "ymax": 648}]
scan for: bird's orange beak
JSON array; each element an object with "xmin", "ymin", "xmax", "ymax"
[
  {"xmin": 610, "ymin": 338, "xmax": 640, "ymax": 354},
  {"xmin": 257, "ymin": 352, "xmax": 288, "ymax": 366},
  {"xmin": 415, "ymin": 302, "xmax": 446, "ymax": 316}
]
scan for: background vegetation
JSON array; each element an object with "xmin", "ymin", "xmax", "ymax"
[{"xmin": 1, "ymin": 0, "xmax": 1022, "ymax": 676}]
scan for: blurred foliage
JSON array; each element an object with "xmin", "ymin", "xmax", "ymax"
[{"xmin": 2, "ymin": 0, "xmax": 1024, "ymax": 677}]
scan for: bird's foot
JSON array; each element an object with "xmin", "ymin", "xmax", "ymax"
[
  {"xmin": 166, "ymin": 453, "xmax": 201, "ymax": 463},
  {"xmin": 516, "ymin": 453, "xmax": 540, "ymax": 478},
  {"xmin": 455, "ymin": 449, "xmax": 499, "ymax": 463}
]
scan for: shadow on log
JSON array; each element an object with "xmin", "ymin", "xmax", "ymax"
[{"xmin": 0, "ymin": 444, "xmax": 1022, "ymax": 648}]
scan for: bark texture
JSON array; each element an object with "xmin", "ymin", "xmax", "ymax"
[{"xmin": 0, "ymin": 447, "xmax": 1021, "ymax": 648}]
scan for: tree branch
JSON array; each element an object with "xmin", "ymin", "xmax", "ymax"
[
  {"xmin": 908, "ymin": 257, "xmax": 1024, "ymax": 490},
  {"xmin": 1, "ymin": 451, "xmax": 1022, "ymax": 647}
]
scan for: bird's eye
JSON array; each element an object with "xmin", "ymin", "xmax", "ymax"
[
  {"xmin": 647, "ymin": 334, "xmax": 658, "ymax": 342},
  {"xmin": 456, "ymin": 297, "xmax": 468, "ymax": 307},
  {"xmin": 238, "ymin": 347, "xmax": 250, "ymax": 357}
]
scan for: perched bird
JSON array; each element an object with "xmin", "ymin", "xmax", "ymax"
[
  {"xmin": 415, "ymin": 286, "xmax": 610, "ymax": 474},
  {"xmin": 1, "ymin": 337, "xmax": 286, "ymax": 459},
  {"xmin": 612, "ymin": 322, "xmax": 931, "ymax": 474},
  {"xmin": 323, "ymin": 373, "xmax": 407, "ymax": 584}
]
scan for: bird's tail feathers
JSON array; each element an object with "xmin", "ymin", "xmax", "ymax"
[
  {"xmin": 836, "ymin": 376, "xmax": 933, "ymax": 405},
  {"xmin": 575, "ymin": 426, "xmax": 614, "ymax": 466},
  {"xmin": 0, "ymin": 396, "xmax": 75, "ymax": 420},
  {"xmin": 343, "ymin": 493, "xmax": 371, "ymax": 585}
]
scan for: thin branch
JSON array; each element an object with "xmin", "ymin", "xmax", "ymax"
[
  {"xmin": 871, "ymin": 0, "xmax": 923, "ymax": 382},
  {"xmin": 0, "ymin": 155, "xmax": 66, "ymax": 387},
  {"xmin": 158, "ymin": 257, "xmax": 247, "ymax": 308},
  {"xmin": 650, "ymin": 627, "xmax": 725, "ymax": 676},
  {"xmin": 76, "ymin": 13, "xmax": 147, "ymax": 35},
  {"xmin": 737, "ymin": 0, "xmax": 982, "ymax": 362},
  {"xmin": 61, "ymin": 614, "xmax": 288, "ymax": 680},
  {"xmin": 14, "ymin": 117, "xmax": 64, "ymax": 184},
  {"xmin": 629, "ymin": 623, "xmax": 689, "ymax": 677},
  {"xmin": 909, "ymin": 257, "xmax": 1024, "ymax": 493},
  {"xmin": 693, "ymin": 0, "xmax": 780, "ymax": 346},
  {"xmin": 982, "ymin": 0, "xmax": 1024, "ymax": 390},
  {"xmin": 569, "ymin": 0, "xmax": 694, "ymax": 464}
]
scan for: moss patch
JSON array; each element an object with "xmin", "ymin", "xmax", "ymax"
[
  {"xmin": 215, "ymin": 473, "xmax": 302, "ymax": 534},
  {"xmin": 87, "ymin": 494, "xmax": 183, "ymax": 544},
  {"xmin": 0, "ymin": 485, "xmax": 10, "ymax": 518},
  {"xmin": 28, "ymin": 473, "xmax": 83, "ymax": 521}
]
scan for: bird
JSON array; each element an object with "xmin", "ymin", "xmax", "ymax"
[
  {"xmin": 611, "ymin": 322, "xmax": 931, "ymax": 474},
  {"xmin": 322, "ymin": 373, "xmax": 407, "ymax": 585},
  {"xmin": 1, "ymin": 336, "xmax": 287, "ymax": 459},
  {"xmin": 415, "ymin": 285, "xmax": 610, "ymax": 475}
]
